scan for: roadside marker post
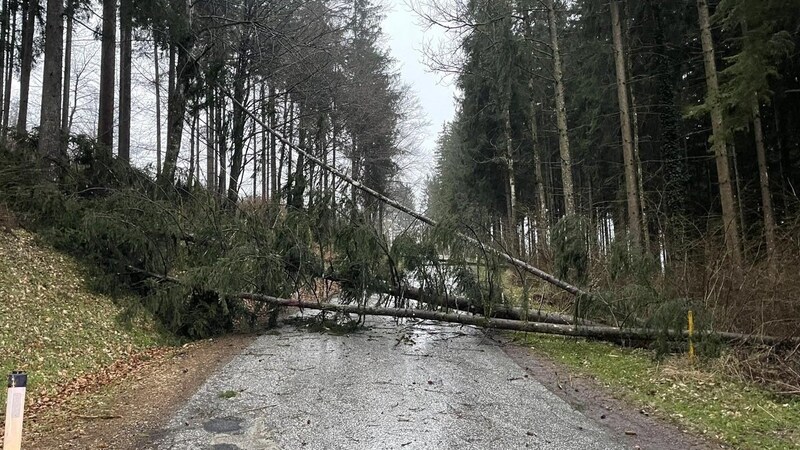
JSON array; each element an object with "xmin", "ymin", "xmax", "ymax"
[
  {"xmin": 4, "ymin": 371, "xmax": 27, "ymax": 450},
  {"xmin": 688, "ymin": 310, "xmax": 695, "ymax": 363}
]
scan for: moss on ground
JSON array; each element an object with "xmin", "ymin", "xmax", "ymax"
[
  {"xmin": 0, "ymin": 230, "xmax": 174, "ymax": 411},
  {"xmin": 517, "ymin": 333, "xmax": 800, "ymax": 450}
]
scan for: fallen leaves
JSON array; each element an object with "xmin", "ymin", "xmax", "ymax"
[{"xmin": 0, "ymin": 229, "xmax": 174, "ymax": 437}]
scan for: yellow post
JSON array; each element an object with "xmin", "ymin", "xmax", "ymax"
[{"xmin": 688, "ymin": 310, "xmax": 695, "ymax": 362}]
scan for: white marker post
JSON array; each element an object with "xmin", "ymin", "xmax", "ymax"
[{"xmin": 4, "ymin": 372, "xmax": 27, "ymax": 450}]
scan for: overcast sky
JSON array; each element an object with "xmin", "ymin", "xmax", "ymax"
[{"xmin": 382, "ymin": 0, "xmax": 458, "ymax": 199}]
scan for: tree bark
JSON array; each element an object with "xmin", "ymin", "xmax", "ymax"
[
  {"xmin": 751, "ymin": 95, "xmax": 776, "ymax": 259},
  {"xmin": 269, "ymin": 84, "xmax": 277, "ymax": 200},
  {"xmin": 546, "ymin": 0, "xmax": 575, "ymax": 216},
  {"xmin": 16, "ymin": 0, "xmax": 36, "ymax": 135},
  {"xmin": 502, "ymin": 96, "xmax": 519, "ymax": 254},
  {"xmin": 38, "ymin": 0, "xmax": 64, "ymax": 165},
  {"xmin": 2, "ymin": 4, "xmax": 16, "ymax": 131},
  {"xmin": 118, "ymin": 0, "xmax": 132, "ymax": 163},
  {"xmin": 0, "ymin": 0, "xmax": 7, "ymax": 126},
  {"xmin": 624, "ymin": 0, "xmax": 649, "ymax": 251},
  {"xmin": 159, "ymin": 36, "xmax": 193, "ymax": 192},
  {"xmin": 260, "ymin": 83, "xmax": 267, "ymax": 200},
  {"xmin": 154, "ymin": 40, "xmax": 162, "ymax": 176},
  {"xmin": 206, "ymin": 91, "xmax": 215, "ymax": 190},
  {"xmin": 188, "ymin": 109, "xmax": 196, "ymax": 188},
  {"xmin": 60, "ymin": 3, "xmax": 72, "ymax": 135},
  {"xmin": 696, "ymin": 0, "xmax": 743, "ymax": 266},
  {"xmin": 217, "ymin": 88, "xmax": 227, "ymax": 195},
  {"xmin": 611, "ymin": 0, "xmax": 641, "ymax": 247},
  {"xmin": 227, "ymin": 51, "xmax": 249, "ymax": 204},
  {"xmin": 97, "ymin": 0, "xmax": 116, "ymax": 155}
]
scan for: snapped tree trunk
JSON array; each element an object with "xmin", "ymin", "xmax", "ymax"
[
  {"xmin": 546, "ymin": 0, "xmax": 576, "ymax": 217},
  {"xmin": 38, "ymin": 0, "xmax": 64, "ymax": 166},
  {"xmin": 696, "ymin": 0, "xmax": 743, "ymax": 266},
  {"xmin": 611, "ymin": 0, "xmax": 642, "ymax": 247},
  {"xmin": 97, "ymin": 0, "xmax": 116, "ymax": 155}
]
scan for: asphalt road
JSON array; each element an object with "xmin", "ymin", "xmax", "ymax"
[{"xmin": 151, "ymin": 316, "xmax": 624, "ymax": 449}]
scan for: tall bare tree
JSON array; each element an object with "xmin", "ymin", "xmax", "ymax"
[
  {"xmin": 61, "ymin": 0, "xmax": 73, "ymax": 135},
  {"xmin": 16, "ymin": 0, "xmax": 36, "ymax": 135},
  {"xmin": 2, "ymin": 2, "xmax": 16, "ymax": 131},
  {"xmin": 546, "ymin": 0, "xmax": 575, "ymax": 216},
  {"xmin": 751, "ymin": 95, "xmax": 776, "ymax": 259},
  {"xmin": 38, "ymin": 0, "xmax": 64, "ymax": 164},
  {"xmin": 118, "ymin": 0, "xmax": 132, "ymax": 163},
  {"xmin": 610, "ymin": 0, "xmax": 641, "ymax": 246},
  {"xmin": 97, "ymin": 0, "xmax": 116, "ymax": 154},
  {"xmin": 696, "ymin": 0, "xmax": 742, "ymax": 265}
]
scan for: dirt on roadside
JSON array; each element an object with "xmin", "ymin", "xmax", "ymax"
[{"xmin": 25, "ymin": 334, "xmax": 255, "ymax": 450}]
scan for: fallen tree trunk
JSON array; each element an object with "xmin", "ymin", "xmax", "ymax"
[
  {"xmin": 389, "ymin": 286, "xmax": 588, "ymax": 326},
  {"xmin": 238, "ymin": 293, "xmax": 800, "ymax": 347},
  {"xmin": 321, "ymin": 274, "xmax": 589, "ymax": 326}
]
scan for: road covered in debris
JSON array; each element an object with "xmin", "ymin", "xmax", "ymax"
[{"xmin": 151, "ymin": 315, "xmax": 625, "ymax": 449}]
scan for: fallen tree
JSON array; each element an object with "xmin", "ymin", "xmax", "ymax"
[
  {"xmin": 238, "ymin": 293, "xmax": 800, "ymax": 347},
  {"xmin": 388, "ymin": 285, "xmax": 589, "ymax": 326},
  {"xmin": 322, "ymin": 273, "xmax": 587, "ymax": 325},
  {"xmin": 221, "ymin": 89, "xmax": 589, "ymax": 299}
]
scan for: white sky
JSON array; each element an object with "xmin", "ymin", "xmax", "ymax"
[{"xmin": 382, "ymin": 0, "xmax": 457, "ymax": 197}]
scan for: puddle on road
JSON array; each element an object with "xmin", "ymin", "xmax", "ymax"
[{"xmin": 204, "ymin": 417, "xmax": 244, "ymax": 434}]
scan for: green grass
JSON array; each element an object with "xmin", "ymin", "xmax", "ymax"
[
  {"xmin": 0, "ymin": 230, "xmax": 174, "ymax": 412},
  {"xmin": 516, "ymin": 333, "xmax": 800, "ymax": 449},
  {"xmin": 218, "ymin": 390, "xmax": 238, "ymax": 399}
]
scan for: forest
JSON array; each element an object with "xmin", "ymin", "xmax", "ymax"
[
  {"xmin": 423, "ymin": 0, "xmax": 800, "ymax": 340},
  {"xmin": 0, "ymin": 0, "xmax": 798, "ymax": 386}
]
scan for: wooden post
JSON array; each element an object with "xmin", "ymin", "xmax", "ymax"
[{"xmin": 4, "ymin": 372, "xmax": 27, "ymax": 450}]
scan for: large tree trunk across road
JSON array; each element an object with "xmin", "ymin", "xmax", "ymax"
[{"xmin": 238, "ymin": 293, "xmax": 799, "ymax": 347}]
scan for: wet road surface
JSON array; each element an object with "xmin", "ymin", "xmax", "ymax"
[{"xmin": 151, "ymin": 316, "xmax": 624, "ymax": 449}]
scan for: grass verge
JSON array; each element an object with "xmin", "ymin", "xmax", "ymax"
[
  {"xmin": 516, "ymin": 333, "xmax": 800, "ymax": 450},
  {"xmin": 0, "ymin": 229, "xmax": 175, "ymax": 415}
]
